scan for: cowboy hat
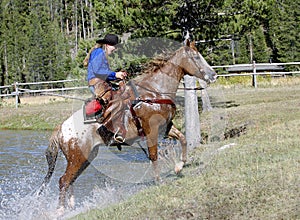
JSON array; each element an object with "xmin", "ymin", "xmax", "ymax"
[{"xmin": 96, "ymin": 34, "xmax": 119, "ymax": 46}]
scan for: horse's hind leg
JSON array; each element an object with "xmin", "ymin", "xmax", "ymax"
[
  {"xmin": 67, "ymin": 184, "xmax": 75, "ymax": 209},
  {"xmin": 58, "ymin": 145, "xmax": 99, "ymax": 212},
  {"xmin": 39, "ymin": 127, "xmax": 60, "ymax": 195},
  {"xmin": 58, "ymin": 161, "xmax": 85, "ymax": 212},
  {"xmin": 168, "ymin": 125, "xmax": 187, "ymax": 173}
]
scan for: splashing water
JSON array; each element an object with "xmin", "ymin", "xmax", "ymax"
[{"xmin": 0, "ymin": 130, "xmax": 182, "ymax": 220}]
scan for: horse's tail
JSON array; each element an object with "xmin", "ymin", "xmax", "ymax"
[{"xmin": 38, "ymin": 126, "xmax": 61, "ymax": 195}]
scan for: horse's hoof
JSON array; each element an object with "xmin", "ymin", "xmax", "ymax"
[
  {"xmin": 154, "ymin": 176, "xmax": 163, "ymax": 185},
  {"xmin": 68, "ymin": 195, "xmax": 75, "ymax": 209},
  {"xmin": 174, "ymin": 161, "xmax": 184, "ymax": 174},
  {"xmin": 56, "ymin": 206, "xmax": 65, "ymax": 216}
]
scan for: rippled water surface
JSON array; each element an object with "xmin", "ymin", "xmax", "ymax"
[{"xmin": 0, "ymin": 130, "xmax": 180, "ymax": 219}]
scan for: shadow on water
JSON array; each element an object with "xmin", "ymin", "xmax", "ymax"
[{"xmin": 0, "ymin": 130, "xmax": 181, "ymax": 220}]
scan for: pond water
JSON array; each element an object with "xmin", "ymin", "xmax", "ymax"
[{"xmin": 0, "ymin": 130, "xmax": 181, "ymax": 220}]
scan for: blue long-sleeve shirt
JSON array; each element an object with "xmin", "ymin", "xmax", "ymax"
[{"xmin": 87, "ymin": 48, "xmax": 116, "ymax": 82}]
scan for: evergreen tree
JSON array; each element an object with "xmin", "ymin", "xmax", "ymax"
[
  {"xmin": 202, "ymin": 0, "xmax": 276, "ymax": 64},
  {"xmin": 0, "ymin": 0, "xmax": 30, "ymax": 85},
  {"xmin": 1, "ymin": 0, "xmax": 299, "ymax": 86},
  {"xmin": 268, "ymin": 0, "xmax": 300, "ymax": 63},
  {"xmin": 173, "ymin": 0, "xmax": 226, "ymax": 41},
  {"xmin": 94, "ymin": 0, "xmax": 176, "ymax": 37},
  {"xmin": 252, "ymin": 26, "xmax": 272, "ymax": 63}
]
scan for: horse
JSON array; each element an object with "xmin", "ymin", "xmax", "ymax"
[{"xmin": 39, "ymin": 40, "xmax": 217, "ymax": 212}]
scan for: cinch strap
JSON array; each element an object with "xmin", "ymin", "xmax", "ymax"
[{"xmin": 128, "ymin": 81, "xmax": 176, "ymax": 137}]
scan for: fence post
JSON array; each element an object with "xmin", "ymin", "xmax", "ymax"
[
  {"xmin": 14, "ymin": 82, "xmax": 19, "ymax": 109},
  {"xmin": 184, "ymin": 75, "xmax": 201, "ymax": 150},
  {"xmin": 252, "ymin": 61, "xmax": 257, "ymax": 88}
]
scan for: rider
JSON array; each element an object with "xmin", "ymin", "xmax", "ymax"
[
  {"xmin": 83, "ymin": 34, "xmax": 127, "ymax": 143},
  {"xmin": 84, "ymin": 33, "xmax": 127, "ymax": 103}
]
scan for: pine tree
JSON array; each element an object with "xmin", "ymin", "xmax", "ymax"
[
  {"xmin": 1, "ymin": 0, "xmax": 299, "ymax": 86},
  {"xmin": 0, "ymin": 0, "xmax": 30, "ymax": 85},
  {"xmin": 269, "ymin": 0, "xmax": 300, "ymax": 63}
]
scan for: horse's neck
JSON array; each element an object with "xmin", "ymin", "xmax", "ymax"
[{"xmin": 137, "ymin": 62, "xmax": 183, "ymax": 99}]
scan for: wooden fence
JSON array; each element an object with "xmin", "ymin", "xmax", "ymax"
[
  {"xmin": 0, "ymin": 79, "xmax": 87, "ymax": 108},
  {"xmin": 1, "ymin": 62, "xmax": 299, "ymax": 149},
  {"xmin": 214, "ymin": 62, "xmax": 300, "ymax": 88},
  {"xmin": 1, "ymin": 62, "xmax": 299, "ymax": 108}
]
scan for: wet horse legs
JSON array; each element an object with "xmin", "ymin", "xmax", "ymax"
[
  {"xmin": 58, "ymin": 145, "xmax": 99, "ymax": 212},
  {"xmin": 144, "ymin": 123, "xmax": 187, "ymax": 181},
  {"xmin": 143, "ymin": 117, "xmax": 161, "ymax": 181},
  {"xmin": 168, "ymin": 125, "xmax": 187, "ymax": 173}
]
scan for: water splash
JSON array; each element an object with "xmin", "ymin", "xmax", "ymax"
[
  {"xmin": 0, "ymin": 172, "xmax": 149, "ymax": 220},
  {"xmin": 0, "ymin": 130, "xmax": 188, "ymax": 219}
]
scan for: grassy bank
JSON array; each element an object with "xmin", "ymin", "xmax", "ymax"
[
  {"xmin": 0, "ymin": 96, "xmax": 82, "ymax": 130},
  {"xmin": 0, "ymin": 79, "xmax": 299, "ymax": 219},
  {"xmin": 71, "ymin": 80, "xmax": 300, "ymax": 219}
]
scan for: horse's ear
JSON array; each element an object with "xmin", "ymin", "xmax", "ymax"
[
  {"xmin": 190, "ymin": 41, "xmax": 198, "ymax": 51},
  {"xmin": 185, "ymin": 39, "xmax": 190, "ymax": 47}
]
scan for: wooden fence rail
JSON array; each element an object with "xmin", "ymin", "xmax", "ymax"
[
  {"xmin": 15, "ymin": 79, "xmax": 79, "ymax": 86},
  {"xmin": 0, "ymin": 79, "xmax": 87, "ymax": 108},
  {"xmin": 212, "ymin": 61, "xmax": 300, "ymax": 69},
  {"xmin": 213, "ymin": 61, "xmax": 300, "ymax": 88},
  {"xmin": 217, "ymin": 71, "xmax": 300, "ymax": 77},
  {"xmin": 0, "ymin": 85, "xmax": 11, "ymax": 89},
  {"xmin": 18, "ymin": 86, "xmax": 87, "ymax": 94},
  {"xmin": 1, "ymin": 62, "xmax": 299, "ymax": 108}
]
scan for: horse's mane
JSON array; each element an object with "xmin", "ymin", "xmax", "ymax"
[
  {"xmin": 140, "ymin": 43, "xmax": 198, "ymax": 75},
  {"xmin": 141, "ymin": 50, "xmax": 174, "ymax": 75}
]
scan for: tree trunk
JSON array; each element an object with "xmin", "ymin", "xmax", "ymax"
[
  {"xmin": 4, "ymin": 42, "xmax": 8, "ymax": 85},
  {"xmin": 74, "ymin": 0, "xmax": 78, "ymax": 54},
  {"xmin": 80, "ymin": 0, "xmax": 86, "ymax": 39},
  {"xmin": 89, "ymin": 0, "xmax": 94, "ymax": 38}
]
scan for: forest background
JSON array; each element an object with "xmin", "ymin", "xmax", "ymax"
[{"xmin": 0, "ymin": 0, "xmax": 299, "ymax": 88}]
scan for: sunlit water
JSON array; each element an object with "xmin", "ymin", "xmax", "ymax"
[{"xmin": 0, "ymin": 130, "xmax": 181, "ymax": 219}]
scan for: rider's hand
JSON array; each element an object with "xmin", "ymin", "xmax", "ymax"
[{"xmin": 115, "ymin": 71, "xmax": 127, "ymax": 80}]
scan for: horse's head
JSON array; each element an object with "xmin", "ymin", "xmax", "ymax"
[{"xmin": 175, "ymin": 40, "xmax": 217, "ymax": 84}]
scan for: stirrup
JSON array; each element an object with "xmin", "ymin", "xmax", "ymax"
[{"xmin": 113, "ymin": 128, "xmax": 125, "ymax": 143}]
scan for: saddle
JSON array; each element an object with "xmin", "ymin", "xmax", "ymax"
[
  {"xmin": 83, "ymin": 80, "xmax": 130, "ymax": 145},
  {"xmin": 83, "ymin": 80, "xmax": 176, "ymax": 146},
  {"xmin": 83, "ymin": 80, "xmax": 126, "ymax": 123}
]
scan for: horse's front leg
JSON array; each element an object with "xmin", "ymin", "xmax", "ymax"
[
  {"xmin": 148, "ymin": 144, "xmax": 160, "ymax": 182},
  {"xmin": 168, "ymin": 125, "xmax": 187, "ymax": 174},
  {"xmin": 144, "ymin": 121, "xmax": 161, "ymax": 182}
]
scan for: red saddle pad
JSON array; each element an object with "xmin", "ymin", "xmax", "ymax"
[{"xmin": 85, "ymin": 99, "xmax": 102, "ymax": 116}]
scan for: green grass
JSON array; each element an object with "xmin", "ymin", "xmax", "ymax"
[
  {"xmin": 0, "ymin": 79, "xmax": 299, "ymax": 219},
  {"xmin": 72, "ymin": 80, "xmax": 300, "ymax": 220},
  {"xmin": 0, "ymin": 98, "xmax": 82, "ymax": 130}
]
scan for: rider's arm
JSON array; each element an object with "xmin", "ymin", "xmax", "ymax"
[{"xmin": 89, "ymin": 49, "xmax": 117, "ymax": 81}]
